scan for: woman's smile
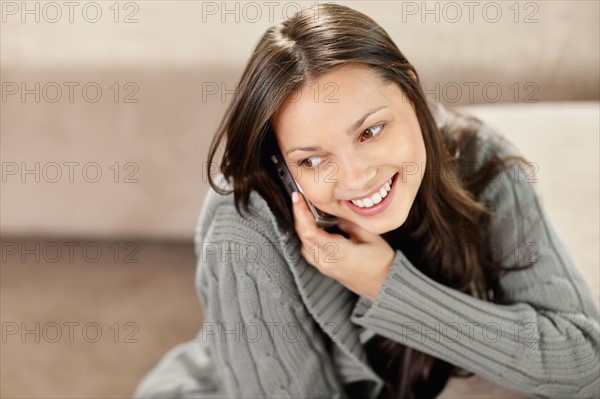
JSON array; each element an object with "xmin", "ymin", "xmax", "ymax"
[{"xmin": 342, "ymin": 172, "xmax": 399, "ymax": 216}]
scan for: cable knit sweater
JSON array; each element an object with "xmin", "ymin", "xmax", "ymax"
[{"xmin": 133, "ymin": 125, "xmax": 600, "ymax": 399}]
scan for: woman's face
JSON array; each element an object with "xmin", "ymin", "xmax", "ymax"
[{"xmin": 273, "ymin": 63, "xmax": 426, "ymax": 235}]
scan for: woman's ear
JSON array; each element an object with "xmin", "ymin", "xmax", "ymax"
[{"xmin": 408, "ymin": 70, "xmax": 418, "ymax": 83}]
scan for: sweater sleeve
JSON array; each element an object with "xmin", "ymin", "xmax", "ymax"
[
  {"xmin": 132, "ymin": 332, "xmax": 229, "ymax": 399},
  {"xmin": 134, "ymin": 220, "xmax": 350, "ymax": 398},
  {"xmin": 350, "ymin": 161, "xmax": 600, "ymax": 399}
]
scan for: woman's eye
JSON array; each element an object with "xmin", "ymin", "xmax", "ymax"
[
  {"xmin": 359, "ymin": 123, "xmax": 385, "ymax": 142},
  {"xmin": 297, "ymin": 123, "xmax": 385, "ymax": 169},
  {"xmin": 298, "ymin": 156, "xmax": 324, "ymax": 169}
]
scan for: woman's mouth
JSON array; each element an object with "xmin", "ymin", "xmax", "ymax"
[{"xmin": 343, "ymin": 172, "xmax": 399, "ymax": 217}]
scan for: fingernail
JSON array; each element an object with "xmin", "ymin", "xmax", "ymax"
[{"xmin": 292, "ymin": 192, "xmax": 299, "ymax": 203}]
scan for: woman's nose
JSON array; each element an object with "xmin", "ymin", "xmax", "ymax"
[{"xmin": 335, "ymin": 155, "xmax": 376, "ymax": 192}]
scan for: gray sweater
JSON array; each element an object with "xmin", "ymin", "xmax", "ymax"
[{"xmin": 134, "ymin": 125, "xmax": 600, "ymax": 399}]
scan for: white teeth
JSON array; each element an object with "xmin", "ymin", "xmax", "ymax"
[
  {"xmin": 379, "ymin": 187, "xmax": 388, "ymax": 198},
  {"xmin": 350, "ymin": 176, "xmax": 394, "ymax": 208}
]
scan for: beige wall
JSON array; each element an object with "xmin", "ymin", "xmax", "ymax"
[{"xmin": 2, "ymin": 1, "xmax": 599, "ymax": 240}]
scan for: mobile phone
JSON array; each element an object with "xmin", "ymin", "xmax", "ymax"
[{"xmin": 270, "ymin": 145, "xmax": 338, "ymax": 229}]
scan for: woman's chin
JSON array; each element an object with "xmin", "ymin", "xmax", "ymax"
[{"xmin": 342, "ymin": 218, "xmax": 404, "ymax": 236}]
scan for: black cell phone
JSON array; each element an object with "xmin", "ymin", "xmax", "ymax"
[{"xmin": 270, "ymin": 145, "xmax": 338, "ymax": 229}]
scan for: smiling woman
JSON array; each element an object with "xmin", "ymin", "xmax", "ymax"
[{"xmin": 134, "ymin": 3, "xmax": 599, "ymax": 399}]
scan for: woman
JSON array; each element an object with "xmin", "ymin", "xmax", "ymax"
[{"xmin": 134, "ymin": 4, "xmax": 599, "ymax": 399}]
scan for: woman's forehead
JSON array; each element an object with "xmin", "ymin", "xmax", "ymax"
[{"xmin": 273, "ymin": 68, "xmax": 398, "ymax": 138}]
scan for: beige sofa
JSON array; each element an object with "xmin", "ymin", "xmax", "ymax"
[{"xmin": 1, "ymin": 1, "xmax": 598, "ymax": 397}]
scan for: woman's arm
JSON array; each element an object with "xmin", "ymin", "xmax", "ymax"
[
  {"xmin": 351, "ymin": 161, "xmax": 600, "ymax": 399},
  {"xmin": 134, "ymin": 216, "xmax": 350, "ymax": 398}
]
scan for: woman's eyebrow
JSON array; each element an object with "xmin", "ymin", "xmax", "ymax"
[
  {"xmin": 286, "ymin": 105, "xmax": 389, "ymax": 156},
  {"xmin": 346, "ymin": 105, "xmax": 388, "ymax": 136}
]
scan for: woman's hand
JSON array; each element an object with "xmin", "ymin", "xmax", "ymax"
[{"xmin": 291, "ymin": 191, "xmax": 395, "ymax": 302}]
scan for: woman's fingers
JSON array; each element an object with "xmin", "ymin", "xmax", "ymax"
[
  {"xmin": 292, "ymin": 192, "xmax": 320, "ymax": 239},
  {"xmin": 291, "ymin": 191, "xmax": 343, "ymax": 267}
]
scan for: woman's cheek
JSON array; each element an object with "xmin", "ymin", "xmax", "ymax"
[{"xmin": 303, "ymin": 178, "xmax": 336, "ymax": 209}]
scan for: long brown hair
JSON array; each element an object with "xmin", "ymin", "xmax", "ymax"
[{"xmin": 206, "ymin": 4, "xmax": 536, "ymax": 398}]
